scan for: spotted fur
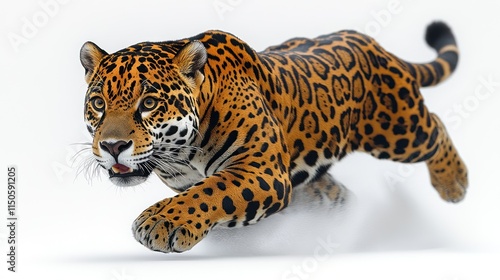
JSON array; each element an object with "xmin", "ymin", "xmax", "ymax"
[{"xmin": 80, "ymin": 21, "xmax": 468, "ymax": 253}]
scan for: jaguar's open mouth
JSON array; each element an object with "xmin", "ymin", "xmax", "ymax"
[
  {"xmin": 107, "ymin": 163, "xmax": 152, "ymax": 186},
  {"xmin": 111, "ymin": 163, "xmax": 133, "ymax": 175}
]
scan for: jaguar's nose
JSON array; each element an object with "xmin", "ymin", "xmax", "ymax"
[{"xmin": 99, "ymin": 140, "xmax": 133, "ymax": 159}]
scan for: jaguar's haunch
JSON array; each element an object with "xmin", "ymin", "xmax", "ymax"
[{"xmin": 80, "ymin": 21, "xmax": 468, "ymax": 253}]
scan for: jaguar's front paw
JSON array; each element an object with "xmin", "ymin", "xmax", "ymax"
[{"xmin": 132, "ymin": 214, "xmax": 202, "ymax": 253}]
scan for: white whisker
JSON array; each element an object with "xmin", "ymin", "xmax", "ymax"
[
  {"xmin": 71, "ymin": 142, "xmax": 104, "ymax": 183},
  {"xmin": 153, "ymin": 142, "xmax": 203, "ymax": 152},
  {"xmin": 148, "ymin": 150, "xmax": 192, "ymax": 184}
]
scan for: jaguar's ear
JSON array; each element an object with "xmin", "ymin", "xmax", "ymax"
[
  {"xmin": 173, "ymin": 41, "xmax": 207, "ymax": 79},
  {"xmin": 80, "ymin": 41, "xmax": 108, "ymax": 83}
]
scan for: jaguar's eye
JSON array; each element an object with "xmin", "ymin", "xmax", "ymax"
[
  {"xmin": 141, "ymin": 97, "xmax": 158, "ymax": 111},
  {"xmin": 91, "ymin": 97, "xmax": 105, "ymax": 112}
]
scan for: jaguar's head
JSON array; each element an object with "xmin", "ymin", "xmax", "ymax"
[{"xmin": 80, "ymin": 40, "xmax": 207, "ymax": 187}]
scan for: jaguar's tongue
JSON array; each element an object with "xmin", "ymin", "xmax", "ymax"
[{"xmin": 112, "ymin": 163, "xmax": 132, "ymax": 174}]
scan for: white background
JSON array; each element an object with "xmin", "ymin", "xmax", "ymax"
[{"xmin": 1, "ymin": 0, "xmax": 500, "ymax": 279}]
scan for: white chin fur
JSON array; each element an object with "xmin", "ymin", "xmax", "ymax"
[{"xmin": 109, "ymin": 176, "xmax": 148, "ymax": 187}]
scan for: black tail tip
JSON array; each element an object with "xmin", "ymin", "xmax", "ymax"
[{"xmin": 425, "ymin": 21, "xmax": 456, "ymax": 50}]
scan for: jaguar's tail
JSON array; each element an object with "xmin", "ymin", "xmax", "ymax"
[{"xmin": 407, "ymin": 21, "xmax": 459, "ymax": 87}]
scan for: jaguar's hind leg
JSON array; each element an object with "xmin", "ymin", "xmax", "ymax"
[
  {"xmin": 292, "ymin": 172, "xmax": 352, "ymax": 210},
  {"xmin": 360, "ymin": 97, "xmax": 468, "ymax": 203},
  {"xmin": 363, "ymin": 110, "xmax": 468, "ymax": 203},
  {"xmin": 425, "ymin": 113, "xmax": 468, "ymax": 202}
]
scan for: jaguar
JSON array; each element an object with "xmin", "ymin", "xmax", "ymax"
[{"xmin": 80, "ymin": 21, "xmax": 468, "ymax": 253}]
